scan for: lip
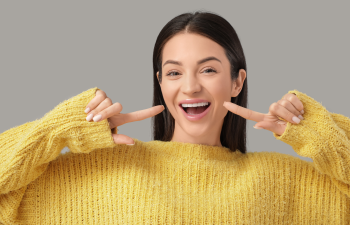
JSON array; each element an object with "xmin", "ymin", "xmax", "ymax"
[{"xmin": 179, "ymin": 103, "xmax": 211, "ymax": 121}]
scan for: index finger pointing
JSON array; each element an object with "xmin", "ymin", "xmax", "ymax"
[
  {"xmin": 223, "ymin": 102, "xmax": 264, "ymax": 122},
  {"xmin": 121, "ymin": 105, "xmax": 165, "ymax": 125}
]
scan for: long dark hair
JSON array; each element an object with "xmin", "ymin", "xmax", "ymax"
[{"xmin": 152, "ymin": 11, "xmax": 248, "ymax": 154}]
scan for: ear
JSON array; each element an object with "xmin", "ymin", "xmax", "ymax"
[
  {"xmin": 157, "ymin": 71, "xmax": 163, "ymax": 86},
  {"xmin": 231, "ymin": 69, "xmax": 247, "ymax": 97}
]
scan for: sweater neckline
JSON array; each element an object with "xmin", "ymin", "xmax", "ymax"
[{"xmin": 138, "ymin": 139, "xmax": 243, "ymax": 161}]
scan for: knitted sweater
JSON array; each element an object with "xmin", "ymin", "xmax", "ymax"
[{"xmin": 0, "ymin": 87, "xmax": 349, "ymax": 224}]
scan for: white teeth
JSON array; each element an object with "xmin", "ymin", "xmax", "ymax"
[{"xmin": 181, "ymin": 102, "xmax": 209, "ymax": 107}]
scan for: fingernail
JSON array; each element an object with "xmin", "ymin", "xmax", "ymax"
[
  {"xmin": 86, "ymin": 113, "xmax": 94, "ymax": 121},
  {"xmin": 93, "ymin": 114, "xmax": 102, "ymax": 122},
  {"xmin": 298, "ymin": 115, "xmax": 304, "ymax": 120},
  {"xmin": 292, "ymin": 116, "xmax": 301, "ymax": 124},
  {"xmin": 253, "ymin": 126, "xmax": 263, "ymax": 129},
  {"xmin": 85, "ymin": 107, "xmax": 91, "ymax": 113},
  {"xmin": 126, "ymin": 143, "xmax": 135, "ymax": 145},
  {"xmin": 300, "ymin": 109, "xmax": 304, "ymax": 114},
  {"xmin": 223, "ymin": 101, "xmax": 227, "ymax": 106}
]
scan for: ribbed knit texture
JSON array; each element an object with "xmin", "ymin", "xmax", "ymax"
[{"xmin": 0, "ymin": 87, "xmax": 349, "ymax": 224}]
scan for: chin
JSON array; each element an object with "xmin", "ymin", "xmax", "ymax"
[{"xmin": 182, "ymin": 123, "xmax": 210, "ymax": 138}]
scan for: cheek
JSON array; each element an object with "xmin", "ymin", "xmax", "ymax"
[
  {"xmin": 205, "ymin": 78, "xmax": 232, "ymax": 118},
  {"xmin": 161, "ymin": 81, "xmax": 179, "ymax": 115},
  {"xmin": 207, "ymin": 78, "xmax": 232, "ymax": 102}
]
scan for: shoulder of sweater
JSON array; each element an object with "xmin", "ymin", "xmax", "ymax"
[{"xmin": 243, "ymin": 151, "xmax": 314, "ymax": 169}]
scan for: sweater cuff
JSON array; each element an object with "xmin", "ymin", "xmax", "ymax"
[
  {"xmin": 272, "ymin": 90, "xmax": 329, "ymax": 158},
  {"xmin": 61, "ymin": 87, "xmax": 117, "ymax": 153}
]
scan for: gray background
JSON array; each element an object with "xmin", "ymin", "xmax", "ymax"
[{"xmin": 1, "ymin": 1, "xmax": 349, "ymax": 162}]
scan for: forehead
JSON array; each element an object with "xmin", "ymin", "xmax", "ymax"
[{"xmin": 162, "ymin": 33, "xmax": 226, "ymax": 63}]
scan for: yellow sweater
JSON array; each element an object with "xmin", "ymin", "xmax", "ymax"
[{"xmin": 0, "ymin": 87, "xmax": 349, "ymax": 224}]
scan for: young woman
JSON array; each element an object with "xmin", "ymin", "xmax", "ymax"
[{"xmin": 1, "ymin": 11, "xmax": 349, "ymax": 224}]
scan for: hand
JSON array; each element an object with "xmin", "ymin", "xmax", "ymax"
[
  {"xmin": 85, "ymin": 89, "xmax": 164, "ymax": 145},
  {"xmin": 223, "ymin": 93, "xmax": 305, "ymax": 136}
]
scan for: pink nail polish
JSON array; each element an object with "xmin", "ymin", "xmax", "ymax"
[
  {"xmin": 93, "ymin": 114, "xmax": 102, "ymax": 122},
  {"xmin": 86, "ymin": 113, "xmax": 94, "ymax": 121},
  {"xmin": 292, "ymin": 116, "xmax": 300, "ymax": 124}
]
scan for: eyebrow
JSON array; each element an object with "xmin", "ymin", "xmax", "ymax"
[{"xmin": 162, "ymin": 56, "xmax": 221, "ymax": 67}]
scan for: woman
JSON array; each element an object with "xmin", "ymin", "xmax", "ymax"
[{"xmin": 1, "ymin": 11, "xmax": 349, "ymax": 224}]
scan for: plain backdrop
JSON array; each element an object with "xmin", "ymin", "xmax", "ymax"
[{"xmin": 1, "ymin": 1, "xmax": 349, "ymax": 162}]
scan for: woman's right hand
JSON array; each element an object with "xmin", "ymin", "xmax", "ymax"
[{"xmin": 84, "ymin": 89, "xmax": 164, "ymax": 145}]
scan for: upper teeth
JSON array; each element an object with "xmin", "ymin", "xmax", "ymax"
[{"xmin": 181, "ymin": 102, "xmax": 209, "ymax": 107}]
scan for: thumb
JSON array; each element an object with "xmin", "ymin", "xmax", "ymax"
[
  {"xmin": 253, "ymin": 123, "xmax": 264, "ymax": 130},
  {"xmin": 253, "ymin": 121, "xmax": 285, "ymax": 136},
  {"xmin": 253, "ymin": 121, "xmax": 271, "ymax": 130},
  {"xmin": 112, "ymin": 133, "xmax": 135, "ymax": 145}
]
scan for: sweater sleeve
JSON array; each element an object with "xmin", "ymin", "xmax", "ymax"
[
  {"xmin": 0, "ymin": 87, "xmax": 117, "ymax": 223},
  {"xmin": 272, "ymin": 90, "xmax": 350, "ymax": 197}
]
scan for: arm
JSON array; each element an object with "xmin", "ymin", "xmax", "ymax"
[
  {"xmin": 273, "ymin": 90, "xmax": 350, "ymax": 197},
  {"xmin": 0, "ymin": 87, "xmax": 117, "ymax": 223}
]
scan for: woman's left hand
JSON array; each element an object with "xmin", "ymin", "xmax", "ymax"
[{"xmin": 223, "ymin": 93, "xmax": 305, "ymax": 136}]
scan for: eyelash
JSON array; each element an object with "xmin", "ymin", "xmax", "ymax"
[{"xmin": 166, "ymin": 68, "xmax": 217, "ymax": 76}]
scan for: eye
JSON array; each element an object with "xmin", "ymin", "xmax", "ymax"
[
  {"xmin": 166, "ymin": 71, "xmax": 180, "ymax": 76},
  {"xmin": 203, "ymin": 68, "xmax": 217, "ymax": 73}
]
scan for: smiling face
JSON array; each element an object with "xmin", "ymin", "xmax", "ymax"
[{"xmin": 157, "ymin": 32, "xmax": 246, "ymax": 146}]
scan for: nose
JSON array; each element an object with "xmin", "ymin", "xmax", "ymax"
[{"xmin": 181, "ymin": 73, "xmax": 202, "ymax": 95}]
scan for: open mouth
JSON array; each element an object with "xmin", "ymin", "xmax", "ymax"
[{"xmin": 180, "ymin": 102, "xmax": 211, "ymax": 115}]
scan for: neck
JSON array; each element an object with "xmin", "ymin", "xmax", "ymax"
[{"xmin": 170, "ymin": 120, "xmax": 224, "ymax": 147}]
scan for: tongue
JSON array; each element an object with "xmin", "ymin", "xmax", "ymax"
[{"xmin": 186, "ymin": 106, "xmax": 208, "ymax": 115}]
